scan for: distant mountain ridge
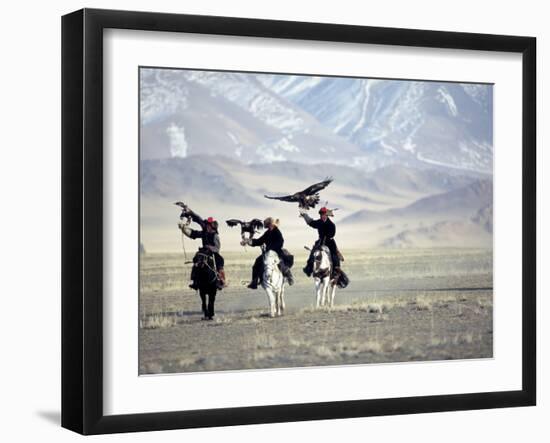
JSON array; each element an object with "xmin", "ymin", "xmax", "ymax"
[
  {"xmin": 140, "ymin": 69, "xmax": 493, "ymax": 174},
  {"xmin": 140, "ymin": 155, "xmax": 493, "ymax": 250},
  {"xmin": 258, "ymin": 76, "xmax": 493, "ymax": 173},
  {"xmin": 141, "ymin": 155, "xmax": 482, "ymax": 205},
  {"xmin": 140, "ymin": 69, "xmax": 363, "ymax": 164}
]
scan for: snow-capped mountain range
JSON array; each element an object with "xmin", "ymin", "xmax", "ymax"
[{"xmin": 140, "ymin": 68, "xmax": 493, "ymax": 174}]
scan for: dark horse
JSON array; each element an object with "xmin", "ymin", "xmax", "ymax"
[{"xmin": 193, "ymin": 249, "xmax": 219, "ymax": 320}]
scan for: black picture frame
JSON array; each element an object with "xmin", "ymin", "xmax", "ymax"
[{"xmin": 61, "ymin": 8, "xmax": 536, "ymax": 435}]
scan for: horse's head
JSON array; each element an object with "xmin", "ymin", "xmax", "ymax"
[
  {"xmin": 194, "ymin": 250, "xmax": 217, "ymax": 286},
  {"xmin": 263, "ymin": 250, "xmax": 280, "ymax": 271},
  {"xmin": 195, "ymin": 250, "xmax": 216, "ymax": 272},
  {"xmin": 313, "ymin": 246, "xmax": 331, "ymax": 274}
]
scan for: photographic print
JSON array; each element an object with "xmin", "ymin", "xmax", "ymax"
[{"xmin": 139, "ymin": 67, "xmax": 493, "ymax": 375}]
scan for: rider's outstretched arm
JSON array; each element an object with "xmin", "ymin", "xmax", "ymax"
[
  {"xmin": 187, "ymin": 208, "xmax": 206, "ymax": 229},
  {"xmin": 300, "ymin": 210, "xmax": 316, "ymax": 227},
  {"xmin": 249, "ymin": 231, "xmax": 267, "ymax": 247}
]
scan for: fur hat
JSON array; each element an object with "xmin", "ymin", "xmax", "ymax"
[
  {"xmin": 206, "ymin": 217, "xmax": 219, "ymax": 231},
  {"xmin": 263, "ymin": 217, "xmax": 280, "ymax": 228},
  {"xmin": 319, "ymin": 207, "xmax": 335, "ymax": 217}
]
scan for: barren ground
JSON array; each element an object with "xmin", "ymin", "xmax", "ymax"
[{"xmin": 139, "ymin": 248, "xmax": 493, "ymax": 374}]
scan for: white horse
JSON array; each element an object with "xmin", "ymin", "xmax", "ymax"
[
  {"xmin": 261, "ymin": 250, "xmax": 286, "ymax": 317},
  {"xmin": 312, "ymin": 246, "xmax": 336, "ymax": 308}
]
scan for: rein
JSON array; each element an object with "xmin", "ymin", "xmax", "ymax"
[{"xmin": 195, "ymin": 251, "xmax": 219, "ymax": 283}]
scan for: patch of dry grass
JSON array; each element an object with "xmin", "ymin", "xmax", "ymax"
[
  {"xmin": 413, "ymin": 294, "xmax": 434, "ymax": 311},
  {"xmin": 300, "ymin": 297, "xmax": 408, "ymax": 315},
  {"xmin": 140, "ymin": 313, "xmax": 177, "ymax": 329},
  {"xmin": 430, "ymin": 332, "xmax": 480, "ymax": 348},
  {"xmin": 311, "ymin": 339, "xmax": 403, "ymax": 359}
]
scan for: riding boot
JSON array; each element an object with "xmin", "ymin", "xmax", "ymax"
[
  {"xmin": 247, "ymin": 268, "xmax": 259, "ymax": 289},
  {"xmin": 303, "ymin": 253, "xmax": 314, "ymax": 277},
  {"xmin": 284, "ymin": 268, "xmax": 294, "ymax": 286},
  {"xmin": 216, "ymin": 269, "xmax": 226, "ymax": 290},
  {"xmin": 303, "ymin": 251, "xmax": 313, "ymax": 277},
  {"xmin": 248, "ymin": 256, "xmax": 263, "ymax": 289},
  {"xmin": 189, "ymin": 265, "xmax": 199, "ymax": 290}
]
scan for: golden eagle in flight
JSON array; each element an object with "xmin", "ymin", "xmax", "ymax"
[
  {"xmin": 226, "ymin": 218, "xmax": 264, "ymax": 239},
  {"xmin": 264, "ymin": 178, "xmax": 333, "ymax": 210}
]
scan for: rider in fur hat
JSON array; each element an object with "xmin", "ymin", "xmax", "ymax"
[
  {"xmin": 178, "ymin": 210, "xmax": 226, "ymax": 290},
  {"xmin": 242, "ymin": 217, "xmax": 294, "ymax": 289},
  {"xmin": 301, "ymin": 206, "xmax": 342, "ymax": 279}
]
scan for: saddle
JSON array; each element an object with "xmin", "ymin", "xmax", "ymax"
[{"xmin": 194, "ymin": 247, "xmax": 214, "ymax": 261}]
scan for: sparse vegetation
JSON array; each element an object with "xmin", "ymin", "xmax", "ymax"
[
  {"xmin": 140, "ymin": 313, "xmax": 177, "ymax": 329},
  {"xmin": 139, "ymin": 248, "xmax": 493, "ymax": 374}
]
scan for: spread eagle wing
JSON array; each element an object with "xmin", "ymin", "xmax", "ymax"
[
  {"xmin": 174, "ymin": 201, "xmax": 187, "ymax": 209},
  {"xmin": 249, "ymin": 218, "xmax": 264, "ymax": 230},
  {"xmin": 263, "ymin": 194, "xmax": 299, "ymax": 202},
  {"xmin": 225, "ymin": 219, "xmax": 243, "ymax": 227},
  {"xmin": 301, "ymin": 177, "xmax": 333, "ymax": 196}
]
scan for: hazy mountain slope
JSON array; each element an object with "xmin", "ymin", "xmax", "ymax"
[
  {"xmin": 380, "ymin": 220, "xmax": 492, "ymax": 248},
  {"xmin": 140, "ymin": 156, "xmax": 264, "ymax": 206},
  {"xmin": 142, "ymin": 155, "xmax": 480, "ymax": 209},
  {"xmin": 471, "ymin": 203, "xmax": 493, "ymax": 233},
  {"xmin": 343, "ymin": 179, "xmax": 493, "ymax": 224}
]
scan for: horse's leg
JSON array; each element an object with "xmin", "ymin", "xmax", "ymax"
[
  {"xmin": 199, "ymin": 291, "xmax": 207, "ymax": 318},
  {"xmin": 326, "ymin": 278, "xmax": 332, "ymax": 306},
  {"xmin": 315, "ymin": 278, "xmax": 322, "ymax": 308},
  {"xmin": 275, "ymin": 288, "xmax": 280, "ymax": 316},
  {"xmin": 276, "ymin": 273, "xmax": 285, "ymax": 316},
  {"xmin": 280, "ymin": 283, "xmax": 285, "ymax": 315},
  {"xmin": 265, "ymin": 287, "xmax": 276, "ymax": 318},
  {"xmin": 329, "ymin": 283, "xmax": 336, "ymax": 308},
  {"xmin": 276, "ymin": 285, "xmax": 283, "ymax": 316},
  {"xmin": 208, "ymin": 290, "xmax": 216, "ymax": 319}
]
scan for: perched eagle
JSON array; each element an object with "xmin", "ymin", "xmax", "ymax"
[
  {"xmin": 174, "ymin": 201, "xmax": 191, "ymax": 219},
  {"xmin": 226, "ymin": 218, "xmax": 264, "ymax": 239},
  {"xmin": 264, "ymin": 178, "xmax": 333, "ymax": 210}
]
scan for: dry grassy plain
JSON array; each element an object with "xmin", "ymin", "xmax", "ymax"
[{"xmin": 139, "ymin": 248, "xmax": 493, "ymax": 374}]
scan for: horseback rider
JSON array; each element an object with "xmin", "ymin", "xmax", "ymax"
[
  {"xmin": 301, "ymin": 207, "xmax": 342, "ymax": 279},
  {"xmin": 178, "ymin": 208, "xmax": 226, "ymax": 290},
  {"xmin": 241, "ymin": 217, "xmax": 294, "ymax": 289}
]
